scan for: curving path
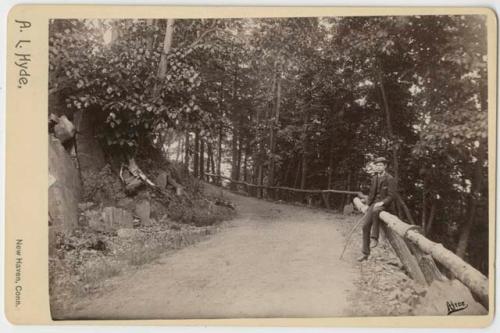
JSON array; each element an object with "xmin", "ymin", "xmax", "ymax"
[{"xmin": 70, "ymin": 185, "xmax": 359, "ymax": 319}]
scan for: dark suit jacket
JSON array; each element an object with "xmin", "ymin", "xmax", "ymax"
[{"xmin": 367, "ymin": 172, "xmax": 397, "ymax": 211}]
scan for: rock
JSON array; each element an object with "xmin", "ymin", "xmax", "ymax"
[
  {"xmin": 135, "ymin": 200, "xmax": 151, "ymax": 225},
  {"xmin": 124, "ymin": 176, "xmax": 143, "ymax": 196},
  {"xmin": 116, "ymin": 197, "xmax": 135, "ymax": 210},
  {"xmin": 117, "ymin": 228, "xmax": 141, "ymax": 239},
  {"xmin": 413, "ymin": 284, "xmax": 428, "ymax": 297},
  {"xmin": 49, "ymin": 113, "xmax": 59, "ymax": 124},
  {"xmin": 169, "ymin": 223, "xmax": 181, "ymax": 231},
  {"xmin": 343, "ymin": 203, "xmax": 354, "ymax": 215},
  {"xmin": 156, "ymin": 171, "xmax": 168, "ymax": 189},
  {"xmin": 73, "ymin": 109, "xmax": 106, "ymax": 194},
  {"xmin": 101, "ymin": 207, "xmax": 134, "ymax": 231},
  {"xmin": 49, "ymin": 173, "xmax": 56, "ymax": 187},
  {"xmin": 414, "ymin": 279, "xmax": 487, "ymax": 316},
  {"xmin": 150, "ymin": 200, "xmax": 168, "ymax": 220},
  {"xmin": 86, "ymin": 209, "xmax": 103, "ymax": 231},
  {"xmin": 88, "ymin": 239, "xmax": 107, "ymax": 251},
  {"xmin": 175, "ymin": 186, "xmax": 184, "ymax": 196},
  {"xmin": 78, "ymin": 202, "xmax": 94, "ymax": 211},
  {"xmin": 48, "ymin": 227, "xmax": 57, "ymax": 256},
  {"xmin": 49, "ymin": 136, "xmax": 81, "ymax": 236},
  {"xmin": 215, "ymin": 198, "xmax": 235, "ymax": 210},
  {"xmin": 53, "ymin": 115, "xmax": 76, "ymax": 143}
]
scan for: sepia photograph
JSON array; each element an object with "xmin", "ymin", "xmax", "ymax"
[{"xmin": 47, "ymin": 15, "xmax": 490, "ymax": 320}]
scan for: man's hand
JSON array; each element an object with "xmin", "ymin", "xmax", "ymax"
[{"xmin": 374, "ymin": 201, "xmax": 384, "ymax": 208}]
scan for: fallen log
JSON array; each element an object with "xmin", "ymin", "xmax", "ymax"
[
  {"xmin": 127, "ymin": 158, "xmax": 155, "ymax": 186},
  {"xmin": 353, "ymin": 197, "xmax": 489, "ymax": 309},
  {"xmin": 120, "ymin": 158, "xmax": 185, "ymax": 201}
]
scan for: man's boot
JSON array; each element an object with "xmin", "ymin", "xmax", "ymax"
[
  {"xmin": 370, "ymin": 237, "xmax": 379, "ymax": 248},
  {"xmin": 357, "ymin": 254, "xmax": 369, "ymax": 262}
]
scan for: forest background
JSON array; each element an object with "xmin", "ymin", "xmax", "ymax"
[{"xmin": 49, "ymin": 15, "xmax": 489, "ymax": 274}]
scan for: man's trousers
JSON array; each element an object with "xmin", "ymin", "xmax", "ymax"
[{"xmin": 361, "ymin": 204, "xmax": 384, "ymax": 255}]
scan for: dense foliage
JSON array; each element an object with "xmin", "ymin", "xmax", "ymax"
[{"xmin": 49, "ymin": 15, "xmax": 489, "ymax": 273}]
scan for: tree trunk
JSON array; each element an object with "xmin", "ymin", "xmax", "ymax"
[
  {"xmin": 269, "ymin": 62, "xmax": 282, "ymax": 187},
  {"xmin": 344, "ymin": 171, "xmax": 352, "ymax": 207},
  {"xmin": 300, "ymin": 153, "xmax": 308, "ymax": 190},
  {"xmin": 157, "ymin": 19, "xmax": 175, "ymax": 79},
  {"xmin": 217, "ymin": 127, "xmax": 222, "ymax": 179},
  {"xmin": 210, "ymin": 143, "xmax": 216, "ymax": 174},
  {"xmin": 283, "ymin": 158, "xmax": 292, "ymax": 186},
  {"xmin": 230, "ymin": 61, "xmax": 239, "ymax": 189},
  {"xmin": 243, "ymin": 141, "xmax": 249, "ymax": 182},
  {"xmin": 258, "ymin": 165, "xmax": 264, "ymax": 198},
  {"xmin": 425, "ymin": 201, "xmax": 437, "ymax": 235},
  {"xmin": 184, "ymin": 132, "xmax": 190, "ymax": 171},
  {"xmin": 456, "ymin": 161, "xmax": 483, "ymax": 259},
  {"xmin": 236, "ymin": 136, "xmax": 242, "ymax": 181},
  {"xmin": 230, "ymin": 129, "xmax": 238, "ymax": 188},
  {"xmin": 216, "ymin": 78, "xmax": 224, "ymax": 183},
  {"xmin": 377, "ymin": 68, "xmax": 399, "ymax": 182},
  {"xmin": 193, "ymin": 130, "xmax": 199, "ymax": 178},
  {"xmin": 176, "ymin": 136, "xmax": 183, "ymax": 162},
  {"xmin": 294, "ymin": 160, "xmax": 301, "ymax": 188},
  {"xmin": 422, "ymin": 178, "xmax": 428, "ymax": 231},
  {"xmin": 206, "ymin": 142, "xmax": 212, "ymax": 175},
  {"xmin": 206, "ymin": 142, "xmax": 211, "ymax": 179},
  {"xmin": 455, "ymin": 77, "xmax": 487, "ymax": 258},
  {"xmin": 199, "ymin": 137, "xmax": 205, "ymax": 180},
  {"xmin": 327, "ymin": 138, "xmax": 335, "ymax": 190},
  {"xmin": 397, "ymin": 194, "xmax": 417, "ymax": 225},
  {"xmin": 300, "ymin": 121, "xmax": 309, "ymax": 190}
]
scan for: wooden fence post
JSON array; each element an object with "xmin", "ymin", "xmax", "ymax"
[
  {"xmin": 321, "ymin": 192, "xmax": 331, "ymax": 209},
  {"xmin": 381, "ymin": 224, "xmax": 427, "ymax": 285},
  {"xmin": 407, "ymin": 241, "xmax": 447, "ymax": 284}
]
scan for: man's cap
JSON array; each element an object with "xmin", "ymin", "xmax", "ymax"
[{"xmin": 373, "ymin": 157, "xmax": 388, "ymax": 164}]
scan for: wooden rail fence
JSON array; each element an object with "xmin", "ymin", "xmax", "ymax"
[
  {"xmin": 205, "ymin": 172, "xmax": 359, "ymax": 209},
  {"xmin": 353, "ymin": 197, "xmax": 489, "ymax": 309}
]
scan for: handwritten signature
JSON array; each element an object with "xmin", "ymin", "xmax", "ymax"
[{"xmin": 447, "ymin": 300, "xmax": 468, "ymax": 315}]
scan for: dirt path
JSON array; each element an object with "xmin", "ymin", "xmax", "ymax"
[{"xmin": 70, "ymin": 186, "xmax": 360, "ymax": 319}]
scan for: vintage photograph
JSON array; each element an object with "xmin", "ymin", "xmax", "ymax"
[{"xmin": 47, "ymin": 15, "xmax": 489, "ymax": 319}]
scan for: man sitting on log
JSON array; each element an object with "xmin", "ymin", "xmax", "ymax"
[{"xmin": 357, "ymin": 157, "xmax": 397, "ymax": 262}]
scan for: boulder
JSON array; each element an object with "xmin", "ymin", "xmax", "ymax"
[
  {"xmin": 117, "ymin": 228, "xmax": 141, "ymax": 239},
  {"xmin": 49, "ymin": 136, "xmax": 81, "ymax": 235},
  {"xmin": 78, "ymin": 202, "xmax": 94, "ymax": 211},
  {"xmin": 123, "ymin": 172, "xmax": 143, "ymax": 195},
  {"xmin": 101, "ymin": 207, "xmax": 134, "ymax": 231},
  {"xmin": 343, "ymin": 203, "xmax": 354, "ymax": 215},
  {"xmin": 73, "ymin": 109, "xmax": 106, "ymax": 185},
  {"xmin": 414, "ymin": 279, "xmax": 487, "ymax": 316},
  {"xmin": 53, "ymin": 115, "xmax": 76, "ymax": 143},
  {"xmin": 156, "ymin": 171, "xmax": 168, "ymax": 189},
  {"xmin": 135, "ymin": 200, "xmax": 151, "ymax": 225},
  {"xmin": 85, "ymin": 209, "xmax": 103, "ymax": 231},
  {"xmin": 49, "ymin": 173, "xmax": 56, "ymax": 187},
  {"xmin": 116, "ymin": 197, "xmax": 135, "ymax": 210}
]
